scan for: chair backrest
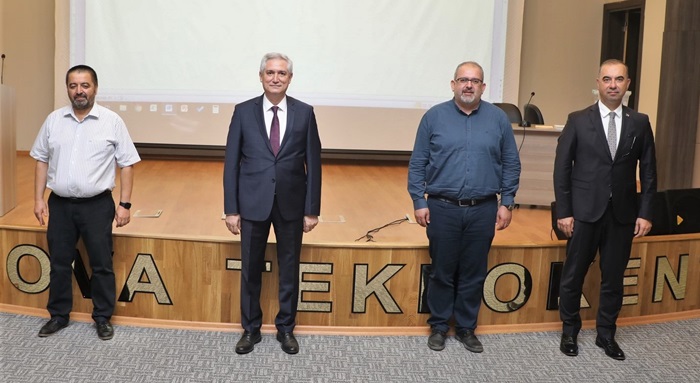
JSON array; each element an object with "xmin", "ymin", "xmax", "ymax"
[
  {"xmin": 494, "ymin": 103, "xmax": 522, "ymax": 124},
  {"xmin": 524, "ymin": 104, "xmax": 544, "ymax": 125}
]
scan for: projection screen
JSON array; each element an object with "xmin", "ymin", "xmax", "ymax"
[{"xmin": 69, "ymin": 0, "xmax": 509, "ymax": 153}]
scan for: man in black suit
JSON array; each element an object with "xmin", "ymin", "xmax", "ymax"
[
  {"xmin": 554, "ymin": 59, "xmax": 657, "ymax": 360},
  {"xmin": 223, "ymin": 52, "xmax": 322, "ymax": 355}
]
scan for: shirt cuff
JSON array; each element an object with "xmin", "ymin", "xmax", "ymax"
[
  {"xmin": 413, "ymin": 198, "xmax": 428, "ymax": 210},
  {"xmin": 500, "ymin": 196, "xmax": 515, "ymax": 206}
]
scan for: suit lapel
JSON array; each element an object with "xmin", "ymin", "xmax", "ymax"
[
  {"xmin": 617, "ymin": 106, "xmax": 635, "ymax": 159},
  {"xmin": 279, "ymin": 97, "xmax": 296, "ymax": 155},
  {"xmin": 587, "ymin": 104, "xmax": 613, "ymax": 159},
  {"xmin": 254, "ymin": 96, "xmax": 275, "ymax": 154}
]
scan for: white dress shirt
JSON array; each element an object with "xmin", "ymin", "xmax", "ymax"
[
  {"xmin": 30, "ymin": 103, "xmax": 141, "ymax": 198},
  {"xmin": 262, "ymin": 96, "xmax": 288, "ymax": 143}
]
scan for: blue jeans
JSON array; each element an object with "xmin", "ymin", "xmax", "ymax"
[{"xmin": 426, "ymin": 197, "xmax": 497, "ymax": 333}]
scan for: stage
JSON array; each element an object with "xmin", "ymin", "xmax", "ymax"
[{"xmin": 1, "ymin": 153, "xmax": 698, "ymax": 334}]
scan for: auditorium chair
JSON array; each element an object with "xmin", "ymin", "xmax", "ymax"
[
  {"xmin": 524, "ymin": 104, "xmax": 544, "ymax": 125},
  {"xmin": 494, "ymin": 103, "xmax": 523, "ymax": 125}
]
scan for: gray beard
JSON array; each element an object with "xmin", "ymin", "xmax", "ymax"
[
  {"xmin": 459, "ymin": 94, "xmax": 475, "ymax": 104},
  {"xmin": 72, "ymin": 99, "xmax": 91, "ymax": 110}
]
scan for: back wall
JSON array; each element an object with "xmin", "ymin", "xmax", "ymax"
[{"xmin": 1, "ymin": 0, "xmax": 665, "ymax": 151}]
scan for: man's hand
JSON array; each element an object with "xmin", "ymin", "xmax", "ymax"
[
  {"xmin": 414, "ymin": 208, "xmax": 430, "ymax": 227},
  {"xmin": 634, "ymin": 218, "xmax": 652, "ymax": 238},
  {"xmin": 34, "ymin": 200, "xmax": 48, "ymax": 226},
  {"xmin": 115, "ymin": 206, "xmax": 131, "ymax": 227},
  {"xmin": 304, "ymin": 215, "xmax": 319, "ymax": 233},
  {"xmin": 496, "ymin": 206, "xmax": 512, "ymax": 230},
  {"xmin": 225, "ymin": 214, "xmax": 241, "ymax": 235},
  {"xmin": 557, "ymin": 216, "xmax": 575, "ymax": 238}
]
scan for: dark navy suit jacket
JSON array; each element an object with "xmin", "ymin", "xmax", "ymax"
[
  {"xmin": 223, "ymin": 95, "xmax": 322, "ymax": 221},
  {"xmin": 553, "ymin": 103, "xmax": 657, "ymax": 224}
]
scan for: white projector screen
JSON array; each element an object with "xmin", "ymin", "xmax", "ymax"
[{"xmin": 69, "ymin": 0, "xmax": 509, "ymax": 152}]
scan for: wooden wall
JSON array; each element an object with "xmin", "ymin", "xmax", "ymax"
[{"xmin": 656, "ymin": 0, "xmax": 700, "ymax": 190}]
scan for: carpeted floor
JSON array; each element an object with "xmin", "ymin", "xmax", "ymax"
[{"xmin": 1, "ymin": 312, "xmax": 699, "ymax": 382}]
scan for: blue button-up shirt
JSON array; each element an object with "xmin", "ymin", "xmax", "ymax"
[{"xmin": 408, "ymin": 99, "xmax": 521, "ymax": 210}]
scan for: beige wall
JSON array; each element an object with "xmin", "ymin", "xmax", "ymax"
[
  {"xmin": 519, "ymin": 0, "xmax": 607, "ymax": 125},
  {"xmin": 0, "ymin": 0, "xmax": 4, "ymax": 46},
  {"xmin": 0, "ymin": 0, "xmax": 54, "ymax": 151},
  {"xmin": 519, "ymin": 0, "xmax": 666, "ymax": 128},
  {"xmin": 2, "ymin": 0, "xmax": 667, "ymax": 150}
]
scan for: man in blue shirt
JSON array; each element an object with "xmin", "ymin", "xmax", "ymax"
[{"xmin": 408, "ymin": 61, "xmax": 521, "ymax": 353}]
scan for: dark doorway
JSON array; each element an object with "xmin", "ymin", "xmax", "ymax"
[{"xmin": 601, "ymin": 0, "xmax": 645, "ymax": 110}]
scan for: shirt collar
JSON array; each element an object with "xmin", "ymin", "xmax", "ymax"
[
  {"xmin": 598, "ymin": 101, "xmax": 622, "ymax": 119},
  {"xmin": 263, "ymin": 95, "xmax": 288, "ymax": 112},
  {"xmin": 63, "ymin": 102, "xmax": 101, "ymax": 121},
  {"xmin": 453, "ymin": 98, "xmax": 480, "ymax": 115}
]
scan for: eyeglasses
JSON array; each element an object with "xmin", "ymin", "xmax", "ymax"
[{"xmin": 455, "ymin": 77, "xmax": 483, "ymax": 85}]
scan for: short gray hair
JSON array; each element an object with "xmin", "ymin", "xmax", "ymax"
[
  {"xmin": 453, "ymin": 61, "xmax": 484, "ymax": 81},
  {"xmin": 259, "ymin": 52, "xmax": 293, "ymax": 74}
]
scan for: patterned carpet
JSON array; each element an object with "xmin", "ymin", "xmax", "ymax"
[{"xmin": 1, "ymin": 312, "xmax": 699, "ymax": 382}]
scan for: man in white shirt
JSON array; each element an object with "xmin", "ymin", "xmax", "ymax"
[{"xmin": 30, "ymin": 65, "xmax": 141, "ymax": 341}]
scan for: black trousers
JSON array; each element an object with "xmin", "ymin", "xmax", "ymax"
[
  {"xmin": 46, "ymin": 191, "xmax": 116, "ymax": 324},
  {"xmin": 239, "ymin": 198, "xmax": 303, "ymax": 333},
  {"xmin": 559, "ymin": 203, "xmax": 635, "ymax": 339}
]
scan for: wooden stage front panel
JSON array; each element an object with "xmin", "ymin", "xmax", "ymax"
[
  {"xmin": 2, "ymin": 223, "xmax": 699, "ymax": 332},
  {"xmin": 1, "ymin": 155, "xmax": 699, "ymax": 333}
]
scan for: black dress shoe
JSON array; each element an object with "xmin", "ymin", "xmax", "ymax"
[
  {"xmin": 38, "ymin": 318, "xmax": 68, "ymax": 337},
  {"xmin": 96, "ymin": 321, "xmax": 114, "ymax": 340},
  {"xmin": 456, "ymin": 330, "xmax": 484, "ymax": 353},
  {"xmin": 427, "ymin": 328, "xmax": 446, "ymax": 351},
  {"xmin": 596, "ymin": 336, "xmax": 625, "ymax": 360},
  {"xmin": 276, "ymin": 331, "xmax": 299, "ymax": 354},
  {"xmin": 236, "ymin": 331, "xmax": 262, "ymax": 354},
  {"xmin": 560, "ymin": 334, "xmax": 578, "ymax": 356}
]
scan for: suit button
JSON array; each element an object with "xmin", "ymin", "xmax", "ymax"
[{"xmin": 272, "ymin": 179, "xmax": 276, "ymax": 183}]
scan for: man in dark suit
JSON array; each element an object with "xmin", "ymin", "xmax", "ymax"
[
  {"xmin": 223, "ymin": 52, "xmax": 322, "ymax": 355},
  {"xmin": 554, "ymin": 59, "xmax": 657, "ymax": 360}
]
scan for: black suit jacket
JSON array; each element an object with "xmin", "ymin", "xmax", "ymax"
[
  {"xmin": 223, "ymin": 95, "xmax": 322, "ymax": 221},
  {"xmin": 553, "ymin": 103, "xmax": 656, "ymax": 224}
]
